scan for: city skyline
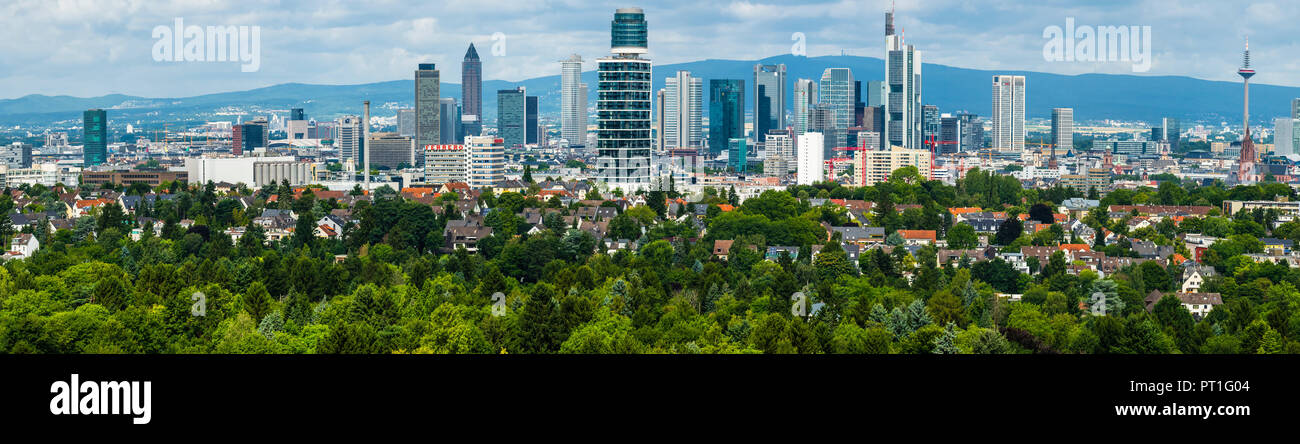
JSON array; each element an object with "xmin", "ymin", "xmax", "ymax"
[{"xmin": 4, "ymin": 0, "xmax": 1299, "ymax": 100}]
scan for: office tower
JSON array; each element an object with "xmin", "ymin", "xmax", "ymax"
[
  {"xmin": 1151, "ymin": 117, "xmax": 1180, "ymax": 152},
  {"xmin": 232, "ymin": 121, "xmax": 267, "ymax": 155},
  {"xmin": 818, "ymin": 68, "xmax": 855, "ymax": 151},
  {"xmin": 398, "ymin": 108, "xmax": 415, "ymax": 137},
  {"xmin": 466, "ymin": 135, "xmax": 506, "ymax": 188},
  {"xmin": 416, "ymin": 63, "xmax": 441, "ymax": 156},
  {"xmin": 45, "ymin": 132, "xmax": 69, "ymax": 148},
  {"xmin": 1237, "ymin": 40, "xmax": 1257, "ymax": 183},
  {"xmin": 754, "ymin": 64, "xmax": 787, "ymax": 139},
  {"xmin": 497, "ymin": 87, "xmax": 526, "ymax": 149},
  {"xmin": 958, "ymin": 113, "xmax": 983, "ymax": 152},
  {"xmin": 439, "ymin": 98, "xmax": 458, "ymax": 145},
  {"xmin": 797, "ymin": 132, "xmax": 825, "ymax": 185},
  {"xmin": 991, "ymin": 75, "xmax": 1026, "ymax": 152},
  {"xmin": 1293, "ymin": 98, "xmax": 1300, "ymax": 119},
  {"xmin": 939, "ymin": 116, "xmax": 961, "ymax": 155},
  {"xmin": 462, "ymin": 44, "xmax": 482, "ymax": 136},
  {"xmin": 793, "ymin": 79, "xmax": 817, "ymax": 136},
  {"xmin": 853, "ymin": 81, "xmax": 865, "ymax": 127},
  {"xmin": 525, "ymin": 95, "xmax": 540, "ymax": 145},
  {"xmin": 290, "ymin": 108, "xmax": 305, "ymax": 121},
  {"xmin": 885, "ymin": 8, "xmax": 922, "ymax": 149},
  {"xmin": 1, "ymin": 142, "xmax": 32, "ymax": 169},
  {"xmin": 83, "ymin": 109, "xmax": 107, "ymax": 166},
  {"xmin": 367, "ymin": 132, "xmax": 415, "ymax": 170},
  {"xmin": 654, "ymin": 88, "xmax": 666, "ymax": 150},
  {"xmin": 763, "ymin": 130, "xmax": 793, "ymax": 177},
  {"xmin": 663, "ymin": 70, "xmax": 703, "ymax": 150},
  {"xmin": 1275, "ymin": 118, "xmax": 1299, "ymax": 157},
  {"xmin": 727, "ymin": 138, "xmax": 748, "ymax": 173},
  {"xmin": 596, "ymin": 8, "xmax": 653, "ymax": 188},
  {"xmin": 337, "ymin": 115, "xmax": 362, "ymax": 168},
  {"xmin": 921, "ymin": 105, "xmax": 939, "ymax": 144},
  {"xmin": 1051, "ymin": 108, "xmax": 1074, "ymax": 155},
  {"xmin": 864, "ymin": 80, "xmax": 886, "ymax": 107},
  {"xmin": 560, "ymin": 55, "xmax": 588, "ymax": 147},
  {"xmin": 862, "ymin": 106, "xmax": 886, "ymax": 149},
  {"xmin": 424, "ymin": 143, "xmax": 467, "ymax": 185},
  {"xmin": 708, "ymin": 79, "xmax": 745, "ymax": 156}
]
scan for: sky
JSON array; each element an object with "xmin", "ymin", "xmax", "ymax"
[{"xmin": 2, "ymin": 0, "xmax": 1296, "ymax": 99}]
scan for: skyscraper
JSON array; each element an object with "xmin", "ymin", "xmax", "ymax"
[
  {"xmin": 885, "ymin": 7, "xmax": 922, "ymax": 149},
  {"xmin": 991, "ymin": 75, "xmax": 1026, "ymax": 152},
  {"xmin": 397, "ymin": 109, "xmax": 415, "ymax": 137},
  {"xmin": 416, "ymin": 63, "xmax": 441, "ymax": 154},
  {"xmin": 754, "ymin": 64, "xmax": 787, "ymax": 139},
  {"xmin": 439, "ymin": 98, "xmax": 459, "ymax": 145},
  {"xmin": 498, "ymin": 87, "xmax": 526, "ymax": 149},
  {"xmin": 1292, "ymin": 98, "xmax": 1300, "ymax": 119},
  {"xmin": 526, "ymin": 95, "xmax": 540, "ymax": 145},
  {"xmin": 1051, "ymin": 108, "xmax": 1073, "ymax": 156},
  {"xmin": 462, "ymin": 44, "xmax": 482, "ymax": 137},
  {"xmin": 663, "ymin": 70, "xmax": 703, "ymax": 150},
  {"xmin": 793, "ymin": 79, "xmax": 817, "ymax": 136},
  {"xmin": 596, "ymin": 8, "xmax": 653, "ymax": 188},
  {"xmin": 1274, "ymin": 118, "xmax": 1299, "ymax": 157},
  {"xmin": 728, "ymin": 138, "xmax": 748, "ymax": 173},
  {"xmin": 708, "ymin": 79, "xmax": 745, "ymax": 157},
  {"xmin": 818, "ymin": 68, "xmax": 854, "ymax": 152},
  {"xmin": 864, "ymin": 80, "xmax": 886, "ymax": 107},
  {"xmin": 921, "ymin": 104, "xmax": 939, "ymax": 144},
  {"xmin": 337, "ymin": 115, "xmax": 362, "ymax": 169},
  {"xmin": 83, "ymin": 109, "xmax": 107, "ymax": 166},
  {"xmin": 367, "ymin": 132, "xmax": 415, "ymax": 170},
  {"xmin": 560, "ymin": 55, "xmax": 588, "ymax": 147}
]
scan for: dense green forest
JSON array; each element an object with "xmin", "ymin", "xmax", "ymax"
[{"xmin": 3, "ymin": 167, "xmax": 1300, "ymax": 354}]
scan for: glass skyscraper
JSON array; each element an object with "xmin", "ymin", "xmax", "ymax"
[
  {"xmin": 596, "ymin": 8, "xmax": 653, "ymax": 188},
  {"xmin": 885, "ymin": 9, "xmax": 922, "ymax": 149},
  {"xmin": 709, "ymin": 79, "xmax": 745, "ymax": 156},
  {"xmin": 754, "ymin": 64, "xmax": 786, "ymax": 139},
  {"xmin": 526, "ymin": 95, "xmax": 540, "ymax": 145},
  {"xmin": 498, "ymin": 87, "xmax": 526, "ymax": 149},
  {"xmin": 819, "ymin": 68, "xmax": 854, "ymax": 152},
  {"xmin": 793, "ymin": 79, "xmax": 817, "ymax": 136},
  {"xmin": 83, "ymin": 109, "xmax": 107, "ymax": 166},
  {"xmin": 560, "ymin": 55, "xmax": 587, "ymax": 147}
]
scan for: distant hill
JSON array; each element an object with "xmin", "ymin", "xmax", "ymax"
[{"xmin": 4, "ymin": 54, "xmax": 1298, "ymax": 127}]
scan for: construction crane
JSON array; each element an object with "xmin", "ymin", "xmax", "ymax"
[
  {"xmin": 923, "ymin": 135, "xmax": 957, "ymax": 180},
  {"xmin": 1023, "ymin": 141, "xmax": 1057, "ymax": 168}
]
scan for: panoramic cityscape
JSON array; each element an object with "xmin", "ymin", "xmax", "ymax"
[{"xmin": 3, "ymin": 1, "xmax": 1300, "ymax": 362}]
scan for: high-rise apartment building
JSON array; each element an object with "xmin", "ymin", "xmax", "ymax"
[
  {"xmin": 596, "ymin": 8, "xmax": 653, "ymax": 188},
  {"xmin": 663, "ymin": 70, "xmax": 703, "ymax": 150},
  {"xmin": 885, "ymin": 9, "xmax": 922, "ymax": 149},
  {"xmin": 83, "ymin": 109, "xmax": 107, "ymax": 166},
  {"xmin": 855, "ymin": 146, "xmax": 933, "ymax": 186},
  {"xmin": 467, "ymin": 135, "xmax": 505, "ymax": 189},
  {"xmin": 763, "ymin": 130, "xmax": 793, "ymax": 177},
  {"xmin": 708, "ymin": 79, "xmax": 745, "ymax": 156},
  {"xmin": 416, "ymin": 63, "xmax": 441, "ymax": 154},
  {"xmin": 462, "ymin": 44, "xmax": 482, "ymax": 137},
  {"xmin": 498, "ymin": 87, "xmax": 527, "ymax": 149},
  {"xmin": 560, "ymin": 55, "xmax": 588, "ymax": 147},
  {"xmin": 991, "ymin": 75, "xmax": 1026, "ymax": 152},
  {"xmin": 797, "ymin": 132, "xmax": 824, "ymax": 185}
]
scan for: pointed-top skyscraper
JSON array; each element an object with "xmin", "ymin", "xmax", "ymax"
[
  {"xmin": 1238, "ymin": 39, "xmax": 1257, "ymax": 183},
  {"xmin": 462, "ymin": 43, "xmax": 483, "ymax": 137},
  {"xmin": 884, "ymin": 3, "xmax": 922, "ymax": 149}
]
